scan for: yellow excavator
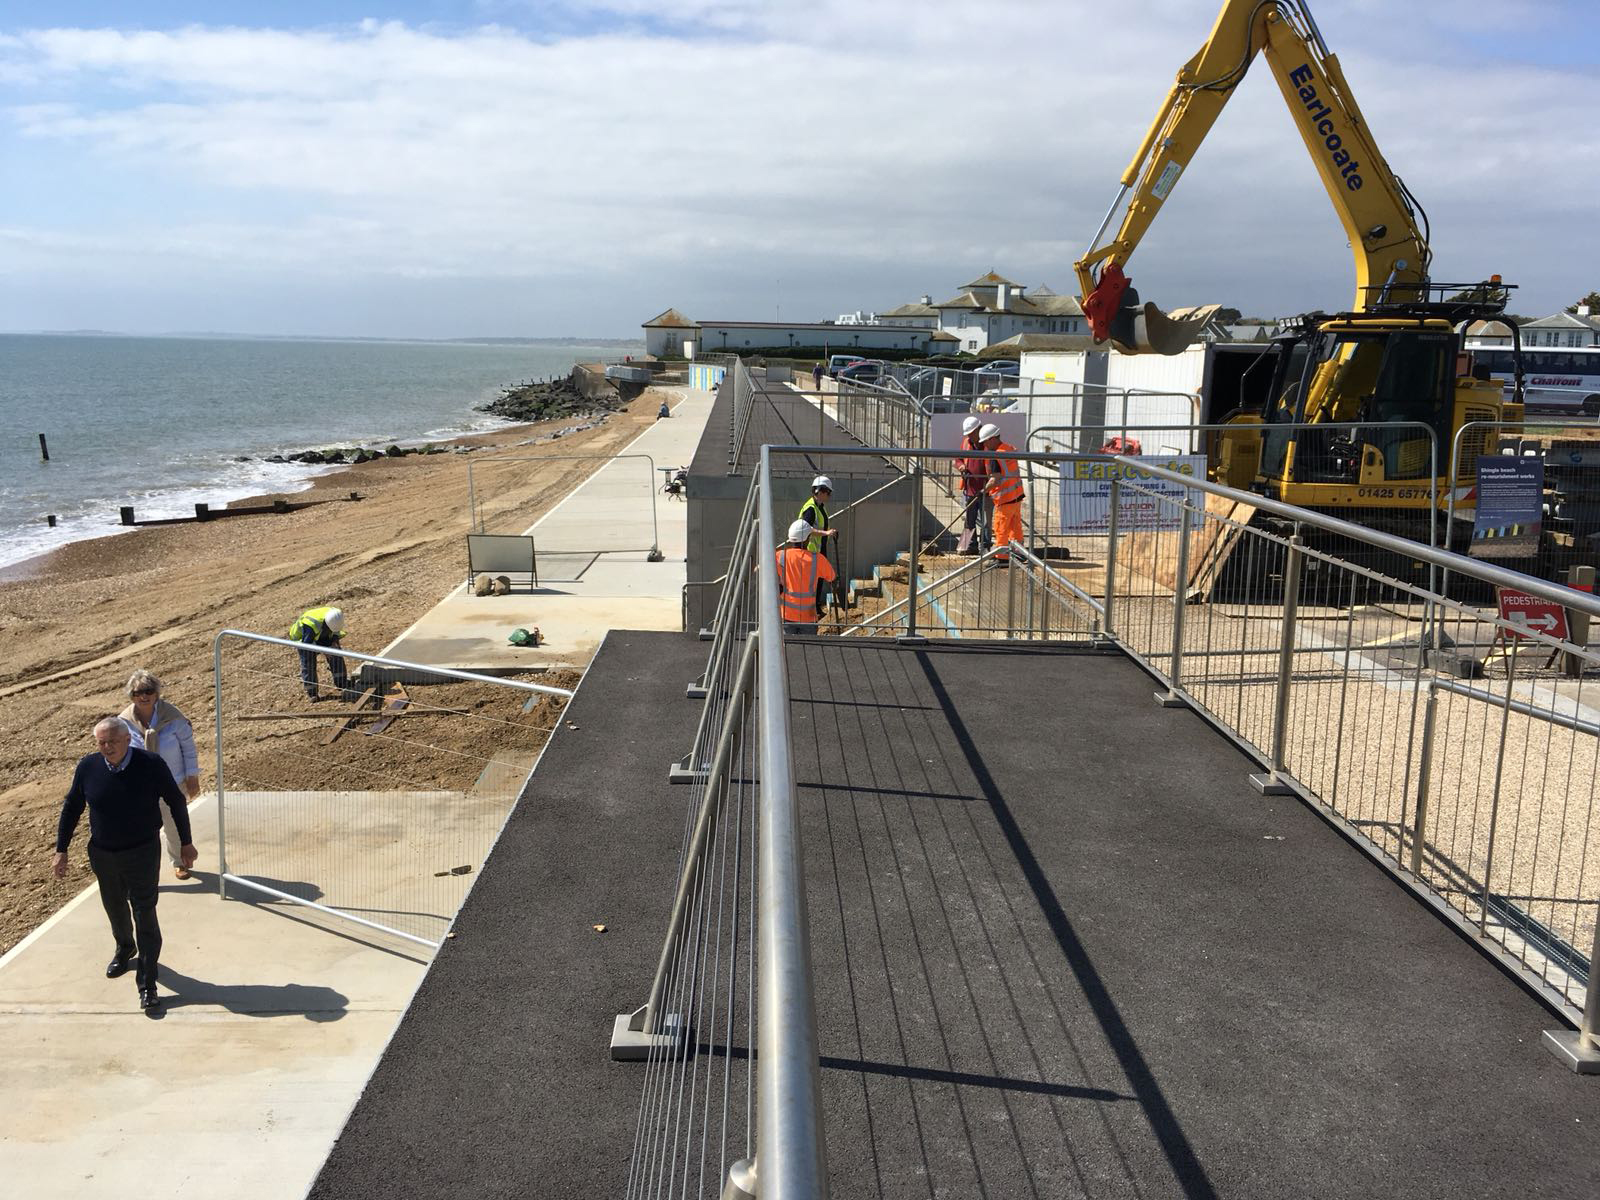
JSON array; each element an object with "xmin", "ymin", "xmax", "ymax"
[{"xmin": 1073, "ymin": 0, "xmax": 1530, "ymax": 588}]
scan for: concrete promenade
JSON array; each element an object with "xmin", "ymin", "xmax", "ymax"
[
  {"xmin": 0, "ymin": 385, "xmax": 718, "ymax": 1199},
  {"xmin": 383, "ymin": 385, "xmax": 715, "ymax": 672},
  {"xmin": 0, "ymin": 799, "xmax": 435, "ymax": 1200}
]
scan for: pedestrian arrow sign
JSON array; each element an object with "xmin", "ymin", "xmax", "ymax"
[{"xmin": 1496, "ymin": 588, "xmax": 1570, "ymax": 642}]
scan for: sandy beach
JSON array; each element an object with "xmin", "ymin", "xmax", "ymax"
[{"xmin": 0, "ymin": 387, "xmax": 671, "ymax": 954}]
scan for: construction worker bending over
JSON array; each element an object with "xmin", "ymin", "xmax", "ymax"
[
  {"xmin": 956, "ymin": 415, "xmax": 990, "ymax": 555},
  {"xmin": 798, "ymin": 475, "xmax": 839, "ymax": 614},
  {"xmin": 979, "ymin": 423, "xmax": 1025, "ymax": 565},
  {"xmin": 290, "ymin": 606, "xmax": 352, "ymax": 702},
  {"xmin": 777, "ymin": 520, "xmax": 837, "ymax": 636}
]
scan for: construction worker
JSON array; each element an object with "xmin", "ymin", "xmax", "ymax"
[
  {"xmin": 290, "ymin": 605, "xmax": 351, "ymax": 702},
  {"xmin": 979, "ymin": 423, "xmax": 1025, "ymax": 565},
  {"xmin": 956, "ymin": 415, "xmax": 990, "ymax": 555},
  {"xmin": 776, "ymin": 519, "xmax": 837, "ymax": 636},
  {"xmin": 798, "ymin": 475, "xmax": 839, "ymax": 615}
]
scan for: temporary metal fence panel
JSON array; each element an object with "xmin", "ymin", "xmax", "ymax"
[
  {"xmin": 212, "ymin": 630, "xmax": 573, "ymax": 949},
  {"xmin": 1085, "ymin": 460, "xmax": 1600, "ymax": 1045},
  {"xmin": 466, "ymin": 452, "xmax": 663, "ymax": 560}
]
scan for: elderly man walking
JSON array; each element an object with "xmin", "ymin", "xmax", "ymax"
[{"xmin": 53, "ymin": 717, "xmax": 197, "ymax": 1011}]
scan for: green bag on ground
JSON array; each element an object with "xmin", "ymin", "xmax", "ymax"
[{"xmin": 508, "ymin": 627, "xmax": 535, "ymax": 646}]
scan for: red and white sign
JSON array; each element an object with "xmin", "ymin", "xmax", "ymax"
[{"xmin": 1497, "ymin": 588, "xmax": 1570, "ymax": 641}]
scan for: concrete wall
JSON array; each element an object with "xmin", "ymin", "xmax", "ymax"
[{"xmin": 684, "ymin": 470, "xmax": 911, "ymax": 631}]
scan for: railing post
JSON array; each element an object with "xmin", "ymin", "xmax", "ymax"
[
  {"xmin": 1102, "ymin": 478, "xmax": 1120, "ymax": 640},
  {"xmin": 213, "ymin": 631, "xmax": 228, "ymax": 901},
  {"xmin": 1251, "ymin": 534, "xmax": 1303, "ymax": 795},
  {"xmin": 1544, "ymin": 907, "xmax": 1600, "ymax": 1073},
  {"xmin": 1478, "ymin": 638, "xmax": 1519, "ymax": 932},
  {"xmin": 900, "ymin": 462, "xmax": 926, "ymax": 645},
  {"xmin": 1006, "ymin": 549, "xmax": 1019, "ymax": 635},
  {"xmin": 614, "ymin": 634, "xmax": 760, "ymax": 1057},
  {"xmin": 1408, "ymin": 685, "xmax": 1438, "ymax": 875},
  {"xmin": 1156, "ymin": 502, "xmax": 1193, "ymax": 708}
]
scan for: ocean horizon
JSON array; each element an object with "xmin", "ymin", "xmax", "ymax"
[{"xmin": 0, "ymin": 333, "xmax": 640, "ymax": 571}]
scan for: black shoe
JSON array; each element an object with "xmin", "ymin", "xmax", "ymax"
[
  {"xmin": 139, "ymin": 986, "xmax": 161, "ymax": 1011},
  {"xmin": 106, "ymin": 952, "xmax": 136, "ymax": 979}
]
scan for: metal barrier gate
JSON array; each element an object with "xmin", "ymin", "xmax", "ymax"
[{"xmin": 212, "ymin": 630, "xmax": 573, "ymax": 949}]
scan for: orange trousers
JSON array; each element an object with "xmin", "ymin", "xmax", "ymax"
[{"xmin": 992, "ymin": 499, "xmax": 1023, "ymax": 559}]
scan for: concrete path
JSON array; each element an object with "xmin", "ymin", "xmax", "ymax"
[
  {"xmin": 0, "ymin": 798, "xmax": 434, "ymax": 1200},
  {"xmin": 383, "ymin": 386, "xmax": 715, "ymax": 672}
]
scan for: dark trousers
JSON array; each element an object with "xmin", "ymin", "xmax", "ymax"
[
  {"xmin": 297, "ymin": 644, "xmax": 350, "ymax": 699},
  {"xmin": 962, "ymin": 492, "xmax": 989, "ymax": 544},
  {"xmin": 88, "ymin": 838, "xmax": 162, "ymax": 988}
]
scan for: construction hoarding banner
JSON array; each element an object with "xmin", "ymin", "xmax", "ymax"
[
  {"xmin": 1059, "ymin": 456, "xmax": 1205, "ymax": 534},
  {"xmin": 1471, "ymin": 456, "xmax": 1542, "ymax": 559}
]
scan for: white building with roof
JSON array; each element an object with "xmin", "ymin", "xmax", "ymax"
[
  {"xmin": 931, "ymin": 271, "xmax": 1086, "ymax": 353},
  {"xmin": 1520, "ymin": 308, "xmax": 1600, "ymax": 348}
]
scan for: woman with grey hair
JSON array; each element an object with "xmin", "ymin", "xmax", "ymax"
[{"xmin": 119, "ymin": 669, "xmax": 202, "ymax": 880}]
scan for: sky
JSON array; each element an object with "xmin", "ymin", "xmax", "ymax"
[{"xmin": 2, "ymin": 1, "xmax": 1597, "ymax": 339}]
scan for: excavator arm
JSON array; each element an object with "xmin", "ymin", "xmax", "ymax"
[{"xmin": 1075, "ymin": 0, "xmax": 1431, "ymax": 354}]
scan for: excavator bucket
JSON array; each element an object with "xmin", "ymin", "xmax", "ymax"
[
  {"xmin": 1087, "ymin": 265, "xmax": 1219, "ymax": 355},
  {"xmin": 1115, "ymin": 301, "xmax": 1220, "ymax": 356}
]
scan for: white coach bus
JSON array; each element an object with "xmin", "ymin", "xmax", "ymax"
[{"xmin": 1468, "ymin": 343, "xmax": 1600, "ymax": 418}]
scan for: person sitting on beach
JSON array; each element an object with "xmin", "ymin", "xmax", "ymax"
[
  {"xmin": 290, "ymin": 606, "xmax": 352, "ymax": 702},
  {"xmin": 119, "ymin": 669, "xmax": 202, "ymax": 880}
]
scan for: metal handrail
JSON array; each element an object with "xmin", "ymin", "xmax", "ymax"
[{"xmin": 754, "ymin": 445, "xmax": 829, "ymax": 1196}]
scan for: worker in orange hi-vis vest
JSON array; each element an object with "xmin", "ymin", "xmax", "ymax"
[
  {"xmin": 979, "ymin": 422, "xmax": 1025, "ymax": 565},
  {"xmin": 776, "ymin": 519, "xmax": 838, "ymax": 635}
]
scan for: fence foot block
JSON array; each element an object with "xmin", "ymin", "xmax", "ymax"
[
  {"xmin": 611, "ymin": 1008, "xmax": 686, "ymax": 1061},
  {"xmin": 668, "ymin": 760, "xmax": 707, "ymax": 785},
  {"xmin": 698, "ymin": 627, "xmax": 714, "ymax": 642},
  {"xmin": 686, "ymin": 682, "xmax": 708, "ymax": 699},
  {"xmin": 1542, "ymin": 1029, "xmax": 1600, "ymax": 1074},
  {"xmin": 1249, "ymin": 772, "xmax": 1295, "ymax": 796},
  {"xmin": 1154, "ymin": 691, "xmax": 1188, "ymax": 709},
  {"xmin": 897, "ymin": 635, "xmax": 929, "ymax": 646}
]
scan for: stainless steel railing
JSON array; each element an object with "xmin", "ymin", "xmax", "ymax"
[{"xmin": 616, "ymin": 454, "xmax": 829, "ymax": 1198}]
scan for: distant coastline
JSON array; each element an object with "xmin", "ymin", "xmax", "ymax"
[{"xmin": 9, "ymin": 330, "xmax": 644, "ymax": 347}]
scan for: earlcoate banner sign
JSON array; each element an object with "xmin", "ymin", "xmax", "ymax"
[{"xmin": 1059, "ymin": 457, "xmax": 1205, "ymax": 534}]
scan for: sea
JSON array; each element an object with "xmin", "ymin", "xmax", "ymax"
[{"xmin": 0, "ymin": 334, "xmax": 638, "ymax": 572}]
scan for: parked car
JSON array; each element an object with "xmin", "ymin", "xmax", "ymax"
[
  {"xmin": 827, "ymin": 353, "xmax": 868, "ymax": 378},
  {"xmin": 972, "ymin": 360, "xmax": 1020, "ymax": 384},
  {"xmin": 837, "ymin": 359, "xmax": 890, "ymax": 385},
  {"xmin": 905, "ymin": 366, "xmax": 942, "ymax": 400}
]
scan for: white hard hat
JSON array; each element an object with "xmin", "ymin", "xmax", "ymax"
[
  {"xmin": 324, "ymin": 608, "xmax": 346, "ymax": 633},
  {"xmin": 811, "ymin": 475, "xmax": 833, "ymax": 491},
  {"xmin": 787, "ymin": 519, "xmax": 812, "ymax": 543},
  {"xmin": 978, "ymin": 423, "xmax": 1000, "ymax": 442},
  {"xmin": 962, "ymin": 416, "xmax": 980, "ymax": 435}
]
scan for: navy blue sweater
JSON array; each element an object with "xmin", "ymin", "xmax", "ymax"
[{"xmin": 56, "ymin": 747, "xmax": 192, "ymax": 854}]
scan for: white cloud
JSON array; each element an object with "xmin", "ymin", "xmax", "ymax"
[{"xmin": 2, "ymin": 2, "xmax": 1595, "ymax": 336}]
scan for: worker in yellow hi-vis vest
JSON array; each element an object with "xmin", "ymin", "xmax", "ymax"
[{"xmin": 289, "ymin": 606, "xmax": 351, "ymax": 702}]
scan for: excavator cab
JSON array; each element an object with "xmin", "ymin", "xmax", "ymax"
[{"xmin": 1256, "ymin": 320, "xmax": 1455, "ymax": 492}]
